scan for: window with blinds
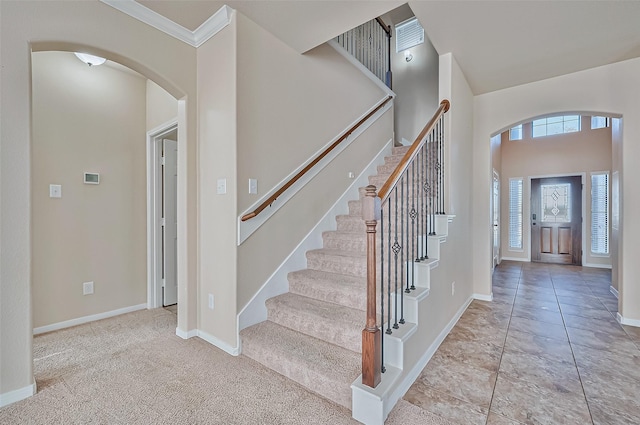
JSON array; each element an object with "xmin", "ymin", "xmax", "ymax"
[
  {"xmin": 591, "ymin": 173, "xmax": 609, "ymax": 255},
  {"xmin": 509, "ymin": 178, "xmax": 523, "ymax": 250}
]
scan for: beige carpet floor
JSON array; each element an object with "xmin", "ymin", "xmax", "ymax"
[{"xmin": 0, "ymin": 308, "xmax": 454, "ymax": 424}]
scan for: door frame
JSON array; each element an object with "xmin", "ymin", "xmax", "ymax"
[
  {"xmin": 526, "ymin": 172, "xmax": 586, "ymax": 264},
  {"xmin": 147, "ymin": 120, "xmax": 178, "ymax": 309}
]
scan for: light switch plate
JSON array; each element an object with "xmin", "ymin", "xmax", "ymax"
[
  {"xmin": 249, "ymin": 178, "xmax": 258, "ymax": 194},
  {"xmin": 49, "ymin": 184, "xmax": 62, "ymax": 198},
  {"xmin": 216, "ymin": 178, "xmax": 227, "ymax": 194}
]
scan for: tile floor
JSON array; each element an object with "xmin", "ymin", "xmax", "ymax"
[{"xmin": 403, "ymin": 260, "xmax": 640, "ymax": 425}]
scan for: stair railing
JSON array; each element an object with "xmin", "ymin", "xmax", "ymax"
[
  {"xmin": 361, "ymin": 99, "xmax": 450, "ymax": 388},
  {"xmin": 335, "ymin": 17, "xmax": 392, "ymax": 88}
]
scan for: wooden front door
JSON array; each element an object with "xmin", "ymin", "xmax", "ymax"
[{"xmin": 531, "ymin": 176, "xmax": 582, "ymax": 265}]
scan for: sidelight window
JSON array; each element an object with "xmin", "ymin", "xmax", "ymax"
[
  {"xmin": 591, "ymin": 173, "xmax": 609, "ymax": 255},
  {"xmin": 509, "ymin": 178, "xmax": 523, "ymax": 250}
]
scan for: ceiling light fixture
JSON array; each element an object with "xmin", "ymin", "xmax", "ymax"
[
  {"xmin": 405, "ymin": 50, "xmax": 413, "ymax": 62},
  {"xmin": 74, "ymin": 52, "xmax": 107, "ymax": 67}
]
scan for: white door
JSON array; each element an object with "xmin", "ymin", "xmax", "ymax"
[
  {"xmin": 493, "ymin": 171, "xmax": 500, "ymax": 268},
  {"xmin": 163, "ymin": 139, "xmax": 178, "ymax": 306}
]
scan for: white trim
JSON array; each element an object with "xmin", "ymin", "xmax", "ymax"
[
  {"xmin": 237, "ymin": 98, "xmax": 393, "ymax": 244},
  {"xmin": 100, "ymin": 1, "xmax": 232, "ymax": 48},
  {"xmin": 351, "ymin": 295, "xmax": 473, "ymax": 425},
  {"xmin": 0, "ymin": 380, "xmax": 36, "ymax": 408},
  {"xmin": 33, "ymin": 304, "xmax": 147, "ymax": 335},
  {"xmin": 176, "ymin": 328, "xmax": 198, "ymax": 339},
  {"xmin": 196, "ymin": 329, "xmax": 240, "ymax": 356},
  {"xmin": 238, "ymin": 139, "xmax": 394, "ymax": 331},
  {"xmin": 610, "ymin": 285, "xmax": 619, "ymax": 299},
  {"xmin": 473, "ymin": 293, "xmax": 493, "ymax": 302},
  {"xmin": 328, "ymin": 40, "xmax": 396, "ymax": 98},
  {"xmin": 617, "ymin": 313, "xmax": 640, "ymax": 328},
  {"xmin": 147, "ymin": 120, "xmax": 178, "ymax": 309},
  {"xmin": 583, "ymin": 262, "xmax": 612, "ymax": 269},
  {"xmin": 500, "ymin": 256, "xmax": 529, "ymax": 262}
]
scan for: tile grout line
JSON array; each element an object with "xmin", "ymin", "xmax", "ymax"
[
  {"xmin": 484, "ymin": 263, "xmax": 523, "ymax": 425},
  {"xmin": 551, "ymin": 273, "xmax": 595, "ymax": 425}
]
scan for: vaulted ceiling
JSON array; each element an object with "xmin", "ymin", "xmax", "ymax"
[{"xmin": 129, "ymin": 0, "xmax": 640, "ymax": 95}]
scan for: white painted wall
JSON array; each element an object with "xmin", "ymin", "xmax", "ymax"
[
  {"xmin": 473, "ymin": 57, "xmax": 640, "ymax": 322},
  {"xmin": 147, "ymin": 80, "xmax": 179, "ymax": 131}
]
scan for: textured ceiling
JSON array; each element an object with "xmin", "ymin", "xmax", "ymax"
[{"xmin": 133, "ymin": 0, "xmax": 640, "ymax": 95}]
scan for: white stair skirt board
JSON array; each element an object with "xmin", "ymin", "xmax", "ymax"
[
  {"xmin": 0, "ymin": 380, "xmax": 36, "ymax": 408},
  {"xmin": 473, "ymin": 293, "xmax": 494, "ymax": 302},
  {"xmin": 617, "ymin": 313, "xmax": 640, "ymax": 328},
  {"xmin": 610, "ymin": 285, "xmax": 619, "ymax": 299},
  {"xmin": 238, "ymin": 99, "xmax": 394, "ymax": 245},
  {"xmin": 352, "ymin": 295, "xmax": 474, "ymax": 425},
  {"xmin": 237, "ymin": 139, "xmax": 394, "ymax": 332},
  {"xmin": 33, "ymin": 303, "xmax": 147, "ymax": 335}
]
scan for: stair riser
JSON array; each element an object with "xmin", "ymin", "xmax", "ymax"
[{"xmin": 266, "ymin": 300, "xmax": 363, "ymax": 353}]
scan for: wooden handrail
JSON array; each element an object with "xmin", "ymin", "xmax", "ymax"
[
  {"xmin": 241, "ymin": 95, "xmax": 394, "ymax": 222},
  {"xmin": 377, "ymin": 99, "xmax": 450, "ymax": 204},
  {"xmin": 375, "ymin": 17, "xmax": 391, "ymax": 36}
]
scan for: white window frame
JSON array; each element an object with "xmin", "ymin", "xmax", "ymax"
[
  {"xmin": 591, "ymin": 116, "xmax": 610, "ymax": 129},
  {"xmin": 532, "ymin": 115, "xmax": 581, "ymax": 138},
  {"xmin": 509, "ymin": 124, "xmax": 523, "ymax": 141},
  {"xmin": 508, "ymin": 177, "xmax": 524, "ymax": 251},
  {"xmin": 590, "ymin": 171, "xmax": 610, "ymax": 256}
]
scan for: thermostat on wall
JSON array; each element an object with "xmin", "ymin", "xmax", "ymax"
[{"xmin": 84, "ymin": 172, "xmax": 100, "ymax": 184}]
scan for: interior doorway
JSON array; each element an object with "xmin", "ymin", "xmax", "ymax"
[
  {"xmin": 531, "ymin": 175, "xmax": 582, "ymax": 265},
  {"xmin": 493, "ymin": 170, "xmax": 500, "ymax": 268},
  {"xmin": 148, "ymin": 123, "xmax": 178, "ymax": 308}
]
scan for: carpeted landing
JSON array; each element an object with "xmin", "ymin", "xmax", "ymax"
[{"xmin": 0, "ymin": 308, "xmax": 453, "ymax": 424}]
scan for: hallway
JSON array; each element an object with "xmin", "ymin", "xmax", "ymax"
[{"xmin": 404, "ymin": 261, "xmax": 640, "ymax": 424}]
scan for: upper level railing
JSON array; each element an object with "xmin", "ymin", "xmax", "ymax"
[
  {"xmin": 335, "ymin": 17, "xmax": 392, "ymax": 88},
  {"xmin": 361, "ymin": 99, "xmax": 450, "ymax": 388},
  {"xmin": 240, "ymin": 95, "xmax": 393, "ymax": 222}
]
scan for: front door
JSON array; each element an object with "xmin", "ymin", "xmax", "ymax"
[{"xmin": 531, "ymin": 176, "xmax": 582, "ymax": 265}]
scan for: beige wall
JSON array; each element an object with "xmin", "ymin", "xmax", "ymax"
[
  {"xmin": 391, "ymin": 28, "xmax": 440, "ymax": 145},
  {"xmin": 499, "ymin": 118, "xmax": 612, "ymax": 267},
  {"xmin": 197, "ymin": 16, "xmax": 239, "ymax": 348},
  {"xmin": 473, "ymin": 57, "xmax": 640, "ymax": 322},
  {"xmin": 1, "ymin": 0, "xmax": 197, "ymax": 397},
  {"xmin": 147, "ymin": 80, "xmax": 179, "ymax": 131},
  {"xmin": 234, "ymin": 13, "xmax": 392, "ymax": 313},
  {"xmin": 31, "ymin": 51, "xmax": 147, "ymax": 328}
]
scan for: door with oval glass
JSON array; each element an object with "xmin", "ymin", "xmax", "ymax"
[{"xmin": 531, "ymin": 176, "xmax": 582, "ymax": 265}]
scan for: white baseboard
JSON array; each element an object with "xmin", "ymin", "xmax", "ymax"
[
  {"xmin": 196, "ymin": 329, "xmax": 240, "ymax": 356},
  {"xmin": 0, "ymin": 380, "xmax": 36, "ymax": 408},
  {"xmin": 617, "ymin": 313, "xmax": 640, "ymax": 328},
  {"xmin": 238, "ymin": 139, "xmax": 394, "ymax": 332},
  {"xmin": 175, "ymin": 328, "xmax": 198, "ymax": 339},
  {"xmin": 33, "ymin": 303, "xmax": 147, "ymax": 335},
  {"xmin": 499, "ymin": 256, "xmax": 529, "ymax": 262},
  {"xmin": 610, "ymin": 285, "xmax": 619, "ymax": 299},
  {"xmin": 351, "ymin": 295, "xmax": 473, "ymax": 425},
  {"xmin": 583, "ymin": 262, "xmax": 612, "ymax": 269},
  {"xmin": 473, "ymin": 293, "xmax": 493, "ymax": 302}
]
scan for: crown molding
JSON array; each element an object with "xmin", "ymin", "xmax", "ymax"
[{"xmin": 100, "ymin": 0, "xmax": 232, "ymax": 48}]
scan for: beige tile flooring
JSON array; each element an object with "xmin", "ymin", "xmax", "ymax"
[{"xmin": 403, "ymin": 261, "xmax": 640, "ymax": 425}]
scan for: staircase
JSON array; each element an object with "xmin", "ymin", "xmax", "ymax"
[{"xmin": 240, "ymin": 145, "xmax": 412, "ymax": 410}]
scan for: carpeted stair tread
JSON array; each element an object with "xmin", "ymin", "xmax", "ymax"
[
  {"xmin": 288, "ymin": 269, "xmax": 368, "ymax": 311},
  {"xmin": 240, "ymin": 320, "xmax": 360, "ymax": 409},
  {"xmin": 266, "ymin": 292, "xmax": 364, "ymax": 353},
  {"xmin": 322, "ymin": 230, "xmax": 369, "ymax": 252},
  {"xmin": 306, "ymin": 248, "xmax": 367, "ymax": 277}
]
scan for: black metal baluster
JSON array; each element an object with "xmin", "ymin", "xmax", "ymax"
[
  {"xmin": 386, "ymin": 199, "xmax": 392, "ymax": 335},
  {"xmin": 392, "ymin": 187, "xmax": 400, "ymax": 330},
  {"xmin": 410, "ymin": 161, "xmax": 416, "ymax": 290},
  {"xmin": 400, "ymin": 174, "xmax": 406, "ymax": 324}
]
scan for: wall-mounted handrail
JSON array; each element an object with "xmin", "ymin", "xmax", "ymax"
[
  {"xmin": 377, "ymin": 99, "xmax": 450, "ymax": 204},
  {"xmin": 241, "ymin": 95, "xmax": 393, "ymax": 222}
]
